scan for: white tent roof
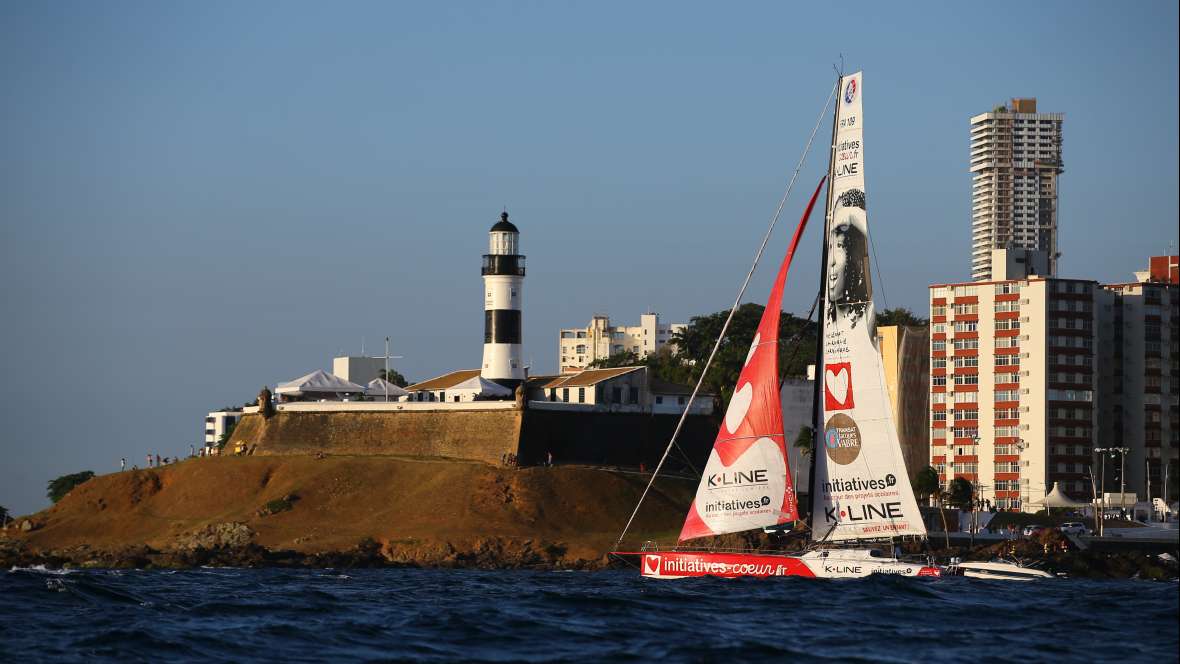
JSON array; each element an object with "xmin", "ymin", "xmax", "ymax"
[
  {"xmin": 450, "ymin": 375, "xmax": 513, "ymax": 397},
  {"xmin": 365, "ymin": 378, "xmax": 409, "ymax": 397},
  {"xmin": 275, "ymin": 369, "xmax": 365, "ymax": 396},
  {"xmin": 1029, "ymin": 482, "xmax": 1092, "ymax": 508}
]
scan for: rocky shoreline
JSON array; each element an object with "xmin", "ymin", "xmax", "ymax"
[{"xmin": 3, "ymin": 522, "xmax": 1176, "ymax": 579}]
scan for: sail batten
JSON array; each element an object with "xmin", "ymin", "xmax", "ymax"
[
  {"xmin": 811, "ymin": 72, "xmax": 927, "ymax": 542},
  {"xmin": 678, "ymin": 177, "xmax": 825, "ymax": 542}
]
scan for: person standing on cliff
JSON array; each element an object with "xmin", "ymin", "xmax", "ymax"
[
  {"xmin": 546, "ymin": 451, "xmax": 553, "ymax": 467},
  {"xmin": 120, "ymin": 458, "xmax": 126, "ymax": 472},
  {"xmin": 146, "ymin": 454, "xmax": 152, "ymax": 468}
]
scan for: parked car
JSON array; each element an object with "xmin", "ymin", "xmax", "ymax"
[
  {"xmin": 1022, "ymin": 525, "xmax": 1047, "ymax": 537},
  {"xmin": 1057, "ymin": 522, "xmax": 1089, "ymax": 536}
]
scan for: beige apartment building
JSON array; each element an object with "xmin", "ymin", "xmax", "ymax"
[
  {"xmin": 970, "ymin": 98, "xmax": 1064, "ymax": 282},
  {"xmin": 929, "ymin": 277, "xmax": 1098, "ymax": 511},
  {"xmin": 930, "ymin": 259, "xmax": 1178, "ymax": 512},
  {"xmin": 558, "ymin": 313, "xmax": 685, "ymax": 374}
]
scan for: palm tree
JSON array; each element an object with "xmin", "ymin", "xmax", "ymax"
[
  {"xmin": 913, "ymin": 466, "xmax": 940, "ymax": 504},
  {"xmin": 930, "ymin": 486, "xmax": 952, "ymax": 550},
  {"xmin": 793, "ymin": 426, "xmax": 815, "ymax": 459}
]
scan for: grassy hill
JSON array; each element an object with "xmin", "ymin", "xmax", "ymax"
[{"xmin": 5, "ymin": 456, "xmax": 695, "ymax": 567}]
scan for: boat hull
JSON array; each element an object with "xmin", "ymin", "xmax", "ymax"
[{"xmin": 616, "ymin": 550, "xmax": 941, "ymax": 580}]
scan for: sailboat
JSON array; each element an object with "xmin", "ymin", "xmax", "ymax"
[{"xmin": 613, "ymin": 71, "xmax": 941, "ymax": 579}]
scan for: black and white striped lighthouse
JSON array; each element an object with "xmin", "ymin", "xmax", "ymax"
[{"xmin": 480, "ymin": 211, "xmax": 526, "ymax": 388}]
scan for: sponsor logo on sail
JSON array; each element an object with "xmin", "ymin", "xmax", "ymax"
[
  {"xmin": 822, "ymin": 500, "xmax": 905, "ymax": 524},
  {"xmin": 703, "ymin": 495, "xmax": 772, "ymax": 513},
  {"xmin": 844, "ymin": 77, "xmax": 857, "ymax": 104},
  {"xmin": 824, "ymin": 413, "xmax": 862, "ymax": 465},
  {"xmin": 824, "ymin": 363, "xmax": 855, "ymax": 410},
  {"xmin": 707, "ymin": 469, "xmax": 768, "ymax": 489}
]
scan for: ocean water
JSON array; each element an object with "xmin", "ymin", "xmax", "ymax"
[{"xmin": 0, "ymin": 567, "xmax": 1175, "ymax": 663}]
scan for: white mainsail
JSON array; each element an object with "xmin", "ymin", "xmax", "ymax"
[{"xmin": 812, "ymin": 72, "xmax": 927, "ymax": 541}]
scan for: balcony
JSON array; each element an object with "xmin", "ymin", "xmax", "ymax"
[{"xmin": 481, "ymin": 254, "xmax": 526, "ymax": 276}]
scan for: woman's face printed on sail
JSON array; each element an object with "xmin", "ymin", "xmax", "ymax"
[
  {"xmin": 827, "ymin": 231, "xmax": 849, "ymax": 302},
  {"xmin": 826, "ymin": 190, "xmax": 870, "ymax": 318}
]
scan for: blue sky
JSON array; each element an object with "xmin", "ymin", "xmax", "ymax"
[{"xmin": 1, "ymin": 1, "xmax": 1177, "ymax": 514}]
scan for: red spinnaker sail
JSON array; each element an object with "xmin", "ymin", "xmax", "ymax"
[{"xmin": 678, "ymin": 177, "xmax": 826, "ymax": 541}]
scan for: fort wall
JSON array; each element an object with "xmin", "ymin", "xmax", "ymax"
[{"xmin": 228, "ymin": 405, "xmax": 718, "ymax": 470}]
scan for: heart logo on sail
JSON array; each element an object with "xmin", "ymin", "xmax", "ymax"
[
  {"xmin": 725, "ymin": 382, "xmax": 754, "ymax": 434},
  {"xmin": 745, "ymin": 332, "xmax": 760, "ymax": 367},
  {"xmin": 824, "ymin": 363, "xmax": 854, "ymax": 410}
]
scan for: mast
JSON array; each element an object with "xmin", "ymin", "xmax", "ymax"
[{"xmin": 807, "ymin": 72, "xmax": 843, "ymax": 528}]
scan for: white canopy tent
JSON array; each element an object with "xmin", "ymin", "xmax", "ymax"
[
  {"xmin": 1029, "ymin": 482, "xmax": 1092, "ymax": 509},
  {"xmin": 365, "ymin": 378, "xmax": 409, "ymax": 400},
  {"xmin": 441, "ymin": 375, "xmax": 513, "ymax": 402},
  {"xmin": 275, "ymin": 369, "xmax": 365, "ymax": 398}
]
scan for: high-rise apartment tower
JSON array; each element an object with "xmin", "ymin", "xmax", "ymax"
[{"xmin": 969, "ymin": 98, "xmax": 1064, "ymax": 282}]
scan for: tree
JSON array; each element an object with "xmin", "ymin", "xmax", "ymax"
[
  {"xmin": 47, "ymin": 471, "xmax": 95, "ymax": 504},
  {"xmin": 378, "ymin": 368, "xmax": 409, "ymax": 387},
  {"xmin": 912, "ymin": 466, "xmax": 940, "ymax": 503},
  {"xmin": 930, "ymin": 486, "xmax": 952, "ymax": 549},
  {"xmin": 947, "ymin": 477, "xmax": 975, "ymax": 511},
  {"xmin": 657, "ymin": 304, "xmax": 817, "ymax": 406},
  {"xmin": 875, "ymin": 307, "xmax": 929, "ymax": 328},
  {"xmin": 217, "ymin": 420, "xmax": 237, "ymax": 452},
  {"xmin": 793, "ymin": 426, "xmax": 815, "ymax": 459},
  {"xmin": 587, "ymin": 351, "xmax": 641, "ymax": 369}
]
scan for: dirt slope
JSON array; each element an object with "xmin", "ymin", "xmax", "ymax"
[{"xmin": 8, "ymin": 456, "xmax": 694, "ymax": 564}]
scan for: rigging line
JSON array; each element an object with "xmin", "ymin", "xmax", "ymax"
[
  {"xmin": 868, "ymin": 224, "xmax": 890, "ymax": 311},
  {"xmin": 613, "ymin": 80, "xmax": 839, "ymax": 549}
]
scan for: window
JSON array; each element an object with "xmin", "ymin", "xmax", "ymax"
[
  {"xmin": 953, "ymin": 303, "xmax": 978, "ymax": 315},
  {"xmin": 954, "ymin": 321, "xmax": 979, "ymax": 333},
  {"xmin": 956, "ymin": 392, "xmax": 978, "ymax": 403},
  {"xmin": 953, "ymin": 338, "xmax": 979, "ymax": 351},
  {"xmin": 994, "ymin": 301, "xmax": 1019, "ymax": 313},
  {"xmin": 932, "ymin": 305, "xmax": 947, "ymax": 317},
  {"xmin": 995, "ymin": 319, "xmax": 1020, "ymax": 331},
  {"xmin": 953, "ymin": 408, "xmax": 978, "ymax": 420},
  {"xmin": 932, "ymin": 340, "xmax": 946, "ymax": 352},
  {"xmin": 953, "ymin": 427, "xmax": 979, "ymax": 438},
  {"xmin": 932, "ymin": 358, "xmax": 946, "ymax": 369},
  {"xmin": 995, "ymin": 355, "xmax": 1019, "ymax": 366},
  {"xmin": 932, "ymin": 376, "xmax": 947, "ymax": 387},
  {"xmin": 611, "ymin": 386, "xmax": 622, "ymax": 403},
  {"xmin": 995, "ymin": 407, "xmax": 1019, "ymax": 419},
  {"xmin": 932, "ymin": 411, "xmax": 947, "ymax": 422},
  {"xmin": 932, "ymin": 393, "xmax": 947, "ymax": 404},
  {"xmin": 953, "ymin": 374, "xmax": 979, "ymax": 386},
  {"xmin": 954, "ymin": 356, "xmax": 979, "ymax": 369},
  {"xmin": 995, "ymin": 283, "xmax": 1021, "ymax": 295},
  {"xmin": 578, "ymin": 388, "xmax": 585, "ymax": 403},
  {"xmin": 562, "ymin": 388, "xmax": 569, "ymax": 403}
]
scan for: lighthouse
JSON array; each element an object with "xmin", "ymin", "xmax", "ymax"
[{"xmin": 480, "ymin": 211, "xmax": 526, "ymax": 388}]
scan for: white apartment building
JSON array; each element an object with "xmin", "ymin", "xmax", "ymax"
[
  {"xmin": 970, "ymin": 98, "xmax": 1064, "ymax": 282},
  {"xmin": 204, "ymin": 409, "xmax": 243, "ymax": 449},
  {"xmin": 929, "ymin": 278, "xmax": 1098, "ymax": 512},
  {"xmin": 332, "ymin": 355, "xmax": 385, "ymax": 386},
  {"xmin": 558, "ymin": 313, "xmax": 685, "ymax": 374}
]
